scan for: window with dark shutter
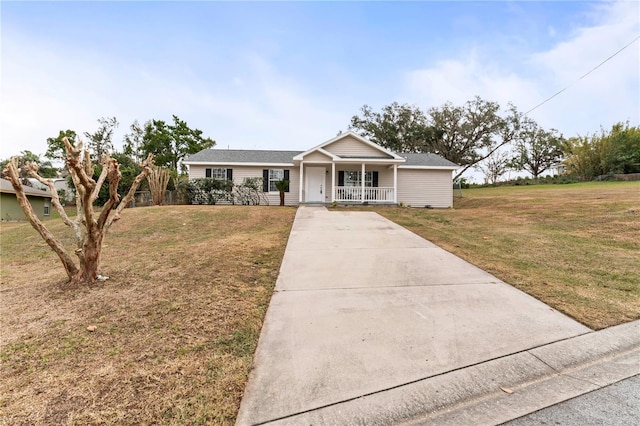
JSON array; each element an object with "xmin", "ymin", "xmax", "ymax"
[
  {"xmin": 226, "ymin": 169, "xmax": 233, "ymax": 181},
  {"xmin": 263, "ymin": 170, "xmax": 269, "ymax": 192},
  {"xmin": 284, "ymin": 170, "xmax": 290, "ymax": 192},
  {"xmin": 338, "ymin": 171, "xmax": 344, "ymax": 186},
  {"xmin": 372, "ymin": 171, "xmax": 379, "ymax": 187},
  {"xmin": 205, "ymin": 168, "xmax": 212, "ymax": 178}
]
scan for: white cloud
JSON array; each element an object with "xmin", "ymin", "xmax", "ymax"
[
  {"xmin": 0, "ymin": 31, "xmax": 349, "ymax": 160},
  {"xmin": 403, "ymin": 0, "xmax": 640, "ymax": 137}
]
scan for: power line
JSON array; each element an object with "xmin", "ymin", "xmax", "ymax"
[{"xmin": 525, "ymin": 35, "xmax": 640, "ymax": 115}]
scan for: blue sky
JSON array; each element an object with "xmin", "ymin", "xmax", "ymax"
[{"xmin": 1, "ymin": 1, "xmax": 639, "ymax": 176}]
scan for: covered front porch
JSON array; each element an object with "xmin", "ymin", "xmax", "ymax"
[
  {"xmin": 292, "ymin": 132, "xmax": 407, "ymax": 205},
  {"xmin": 297, "ymin": 162, "xmax": 400, "ymax": 205}
]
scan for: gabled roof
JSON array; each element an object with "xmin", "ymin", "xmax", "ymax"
[
  {"xmin": 184, "ymin": 149, "xmax": 302, "ymax": 165},
  {"xmin": 182, "ymin": 133, "xmax": 459, "ymax": 169},
  {"xmin": 0, "ymin": 178, "xmax": 53, "ymax": 198},
  {"xmin": 400, "ymin": 153, "xmax": 459, "ymax": 169},
  {"xmin": 293, "ymin": 131, "xmax": 405, "ymax": 161}
]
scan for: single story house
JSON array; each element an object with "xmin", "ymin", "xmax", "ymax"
[
  {"xmin": 28, "ymin": 177, "xmax": 74, "ymax": 203},
  {"xmin": 1, "ymin": 178, "xmax": 53, "ymax": 221},
  {"xmin": 183, "ymin": 132, "xmax": 459, "ymax": 208}
]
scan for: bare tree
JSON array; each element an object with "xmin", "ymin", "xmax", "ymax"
[
  {"xmin": 2, "ymin": 137, "xmax": 153, "ymax": 285},
  {"xmin": 148, "ymin": 166, "xmax": 171, "ymax": 205},
  {"xmin": 475, "ymin": 151, "xmax": 511, "ymax": 185}
]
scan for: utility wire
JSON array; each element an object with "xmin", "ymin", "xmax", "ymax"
[{"xmin": 525, "ymin": 35, "xmax": 640, "ymax": 115}]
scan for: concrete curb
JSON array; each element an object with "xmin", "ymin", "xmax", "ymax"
[{"xmin": 264, "ymin": 320, "xmax": 640, "ymax": 425}]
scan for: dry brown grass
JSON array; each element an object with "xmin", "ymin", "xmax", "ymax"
[
  {"xmin": 0, "ymin": 205, "xmax": 296, "ymax": 425},
  {"xmin": 373, "ymin": 181, "xmax": 640, "ymax": 330}
]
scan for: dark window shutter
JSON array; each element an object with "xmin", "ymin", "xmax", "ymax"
[
  {"xmin": 372, "ymin": 171, "xmax": 379, "ymax": 187},
  {"xmin": 205, "ymin": 168, "xmax": 212, "ymax": 178},
  {"xmin": 226, "ymin": 169, "xmax": 233, "ymax": 181},
  {"xmin": 338, "ymin": 171, "xmax": 344, "ymax": 186},
  {"xmin": 263, "ymin": 169, "xmax": 269, "ymax": 192},
  {"xmin": 284, "ymin": 170, "xmax": 290, "ymax": 192}
]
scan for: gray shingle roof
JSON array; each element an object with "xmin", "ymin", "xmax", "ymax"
[
  {"xmin": 400, "ymin": 153, "xmax": 458, "ymax": 167},
  {"xmin": 184, "ymin": 149, "xmax": 302, "ymax": 164},
  {"xmin": 0, "ymin": 178, "xmax": 53, "ymax": 197},
  {"xmin": 184, "ymin": 148, "xmax": 458, "ymax": 168}
]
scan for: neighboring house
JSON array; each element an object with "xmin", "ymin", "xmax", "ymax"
[
  {"xmin": 1, "ymin": 178, "xmax": 53, "ymax": 221},
  {"xmin": 27, "ymin": 177, "xmax": 73, "ymax": 203},
  {"xmin": 183, "ymin": 132, "xmax": 459, "ymax": 208}
]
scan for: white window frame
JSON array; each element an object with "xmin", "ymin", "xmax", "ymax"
[
  {"xmin": 343, "ymin": 171, "xmax": 373, "ymax": 187},
  {"xmin": 268, "ymin": 169, "xmax": 284, "ymax": 192},
  {"xmin": 44, "ymin": 200, "xmax": 51, "ymax": 216},
  {"xmin": 206, "ymin": 167, "xmax": 227, "ymax": 180}
]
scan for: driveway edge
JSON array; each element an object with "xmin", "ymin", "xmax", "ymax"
[{"xmin": 265, "ymin": 320, "xmax": 640, "ymax": 425}]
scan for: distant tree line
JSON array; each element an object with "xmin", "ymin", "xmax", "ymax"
[
  {"xmin": 349, "ymin": 98, "xmax": 639, "ymax": 184},
  {"xmin": 2, "ymin": 115, "xmax": 215, "ymax": 205}
]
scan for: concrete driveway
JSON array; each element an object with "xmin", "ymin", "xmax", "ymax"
[{"xmin": 236, "ymin": 207, "xmax": 639, "ymax": 425}]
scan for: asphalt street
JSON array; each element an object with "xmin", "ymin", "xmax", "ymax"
[{"xmin": 503, "ymin": 375, "xmax": 640, "ymax": 426}]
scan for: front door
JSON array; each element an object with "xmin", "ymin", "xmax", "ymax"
[{"xmin": 305, "ymin": 167, "xmax": 326, "ymax": 202}]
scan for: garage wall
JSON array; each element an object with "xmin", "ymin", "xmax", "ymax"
[{"xmin": 396, "ymin": 169, "xmax": 453, "ymax": 208}]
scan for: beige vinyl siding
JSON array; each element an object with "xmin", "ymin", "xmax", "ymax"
[
  {"xmin": 188, "ymin": 165, "xmax": 216, "ymax": 179},
  {"xmin": 303, "ymin": 151, "xmax": 332, "ymax": 162},
  {"xmin": 324, "ymin": 135, "xmax": 386, "ymax": 157},
  {"xmin": 188, "ymin": 165, "xmax": 300, "ymax": 206},
  {"xmin": 397, "ymin": 169, "xmax": 453, "ymax": 208}
]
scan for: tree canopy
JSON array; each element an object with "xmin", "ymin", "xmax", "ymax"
[
  {"xmin": 45, "ymin": 130, "xmax": 78, "ymax": 160},
  {"xmin": 349, "ymin": 102, "xmax": 441, "ymax": 153},
  {"xmin": 137, "ymin": 115, "xmax": 215, "ymax": 172},
  {"xmin": 511, "ymin": 118, "xmax": 564, "ymax": 179},
  {"xmin": 0, "ymin": 151, "xmax": 58, "ymax": 182},
  {"xmin": 349, "ymin": 97, "xmax": 522, "ymax": 179},
  {"xmin": 84, "ymin": 117, "xmax": 119, "ymax": 162},
  {"xmin": 427, "ymin": 97, "xmax": 521, "ymax": 179},
  {"xmin": 564, "ymin": 122, "xmax": 640, "ymax": 180}
]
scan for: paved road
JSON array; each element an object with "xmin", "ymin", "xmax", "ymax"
[{"xmin": 503, "ymin": 375, "xmax": 640, "ymax": 426}]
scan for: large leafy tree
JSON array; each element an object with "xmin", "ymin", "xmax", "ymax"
[
  {"xmin": 427, "ymin": 96, "xmax": 521, "ymax": 180},
  {"xmin": 0, "ymin": 151, "xmax": 58, "ymax": 183},
  {"xmin": 564, "ymin": 122, "xmax": 640, "ymax": 180},
  {"xmin": 138, "ymin": 115, "xmax": 215, "ymax": 172},
  {"xmin": 123, "ymin": 120, "xmax": 145, "ymax": 162},
  {"xmin": 84, "ymin": 117, "xmax": 119, "ymax": 161},
  {"xmin": 349, "ymin": 97, "xmax": 522, "ymax": 180},
  {"xmin": 349, "ymin": 102, "xmax": 441, "ymax": 153},
  {"xmin": 511, "ymin": 118, "xmax": 564, "ymax": 179},
  {"xmin": 608, "ymin": 122, "xmax": 640, "ymax": 174},
  {"xmin": 45, "ymin": 130, "xmax": 78, "ymax": 160}
]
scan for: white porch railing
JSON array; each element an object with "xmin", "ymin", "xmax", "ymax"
[{"xmin": 335, "ymin": 186, "xmax": 395, "ymax": 203}]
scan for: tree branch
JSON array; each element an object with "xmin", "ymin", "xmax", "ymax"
[
  {"xmin": 97, "ymin": 158, "xmax": 121, "ymax": 229},
  {"xmin": 25, "ymin": 162, "xmax": 75, "ymax": 229},
  {"xmin": 2, "ymin": 158, "xmax": 79, "ymax": 279},
  {"xmin": 105, "ymin": 154, "xmax": 154, "ymax": 231}
]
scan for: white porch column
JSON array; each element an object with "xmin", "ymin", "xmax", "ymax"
[
  {"xmin": 393, "ymin": 163, "xmax": 398, "ymax": 204},
  {"xmin": 299, "ymin": 161, "xmax": 304, "ymax": 203},
  {"xmin": 361, "ymin": 162, "xmax": 365, "ymax": 203},
  {"xmin": 331, "ymin": 162, "xmax": 336, "ymax": 202}
]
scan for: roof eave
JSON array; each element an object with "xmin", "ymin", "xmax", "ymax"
[
  {"xmin": 398, "ymin": 165, "xmax": 459, "ymax": 170},
  {"xmin": 183, "ymin": 161, "xmax": 295, "ymax": 167}
]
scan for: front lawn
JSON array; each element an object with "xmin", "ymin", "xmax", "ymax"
[
  {"xmin": 374, "ymin": 182, "xmax": 640, "ymax": 330},
  {"xmin": 0, "ymin": 205, "xmax": 296, "ymax": 425}
]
